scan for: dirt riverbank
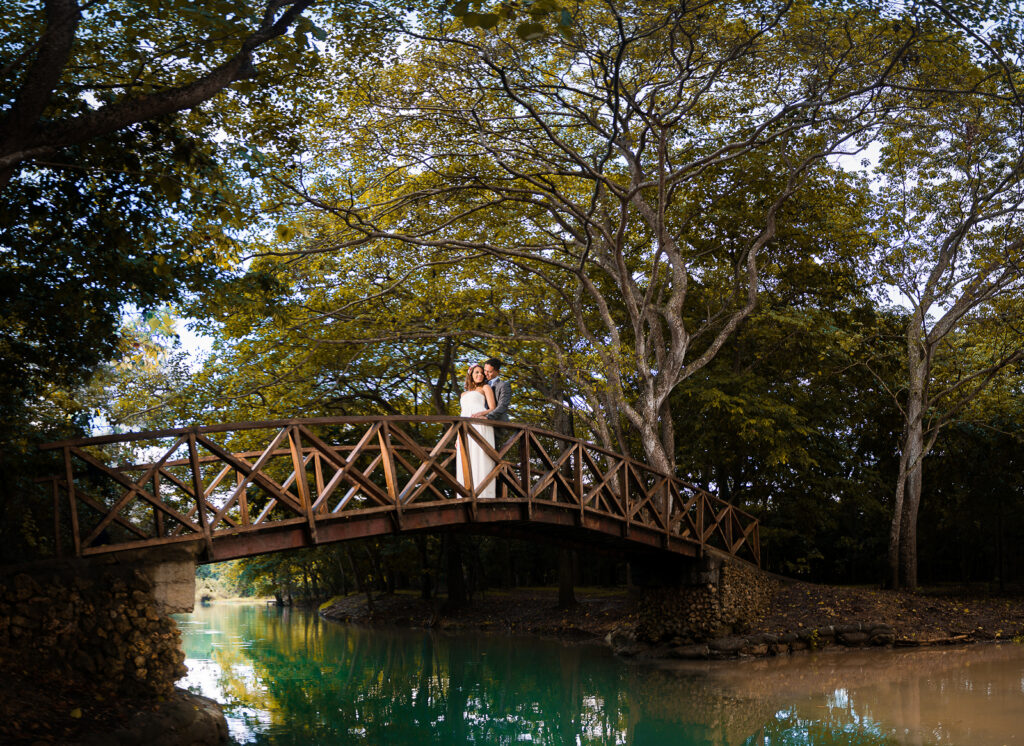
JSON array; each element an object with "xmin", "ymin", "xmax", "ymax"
[{"xmin": 319, "ymin": 581, "xmax": 1024, "ymax": 649}]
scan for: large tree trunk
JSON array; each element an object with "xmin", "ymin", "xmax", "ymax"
[
  {"xmin": 889, "ymin": 334, "xmax": 929, "ymax": 589},
  {"xmin": 636, "ymin": 413, "xmax": 674, "ymax": 520},
  {"xmin": 900, "ymin": 443, "xmax": 924, "ymax": 589},
  {"xmin": 886, "ymin": 455, "xmax": 908, "ymax": 590},
  {"xmin": 637, "ymin": 417, "xmax": 673, "ymax": 475}
]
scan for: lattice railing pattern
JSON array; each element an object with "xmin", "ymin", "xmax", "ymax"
[{"xmin": 39, "ymin": 417, "xmax": 760, "ymax": 565}]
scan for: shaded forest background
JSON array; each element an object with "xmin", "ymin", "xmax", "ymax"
[{"xmin": 3, "ymin": 0, "xmax": 1024, "ymax": 599}]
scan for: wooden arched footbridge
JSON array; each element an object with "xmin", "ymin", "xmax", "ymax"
[{"xmin": 39, "ymin": 417, "xmax": 759, "ymax": 566}]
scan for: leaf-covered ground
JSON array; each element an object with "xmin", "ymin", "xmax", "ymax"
[
  {"xmin": 321, "ymin": 581, "xmax": 1024, "ymax": 645},
  {"xmin": 761, "ymin": 581, "xmax": 1024, "ymax": 643},
  {"xmin": 320, "ymin": 586, "xmax": 636, "ymax": 640}
]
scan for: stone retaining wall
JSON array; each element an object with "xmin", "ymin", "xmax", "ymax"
[
  {"xmin": 609, "ymin": 558, "xmax": 909, "ymax": 660},
  {"xmin": 662, "ymin": 621, "xmax": 898, "ymax": 659},
  {"xmin": 635, "ymin": 557, "xmax": 777, "ymax": 643},
  {"xmin": 0, "ymin": 559, "xmax": 187, "ymax": 697}
]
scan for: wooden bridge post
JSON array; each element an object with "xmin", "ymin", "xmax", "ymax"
[
  {"xmin": 236, "ymin": 470, "xmax": 249, "ymax": 525},
  {"xmin": 376, "ymin": 424, "xmax": 403, "ymax": 530},
  {"xmin": 187, "ymin": 432, "xmax": 214, "ymax": 558},
  {"xmin": 520, "ymin": 430, "xmax": 532, "ymax": 519},
  {"xmin": 662, "ymin": 480, "xmax": 671, "ymax": 548},
  {"xmin": 289, "ymin": 426, "xmax": 320, "ymax": 543},
  {"xmin": 724, "ymin": 506, "xmax": 734, "ymax": 554},
  {"xmin": 313, "ymin": 452, "xmax": 326, "ymax": 514},
  {"xmin": 153, "ymin": 471, "xmax": 164, "ymax": 539},
  {"xmin": 62, "ymin": 446, "xmax": 81, "ymax": 557},
  {"xmin": 50, "ymin": 477, "xmax": 63, "ymax": 559},
  {"xmin": 753, "ymin": 522, "xmax": 761, "ymax": 567},
  {"xmin": 697, "ymin": 493, "xmax": 706, "ymax": 558},
  {"xmin": 621, "ymin": 462, "xmax": 631, "ymax": 538},
  {"xmin": 574, "ymin": 443, "xmax": 584, "ymax": 524}
]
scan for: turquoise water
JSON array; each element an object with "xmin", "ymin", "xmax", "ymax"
[{"xmin": 176, "ymin": 604, "xmax": 1024, "ymax": 745}]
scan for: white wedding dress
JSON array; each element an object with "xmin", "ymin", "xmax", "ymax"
[{"xmin": 456, "ymin": 390, "xmax": 496, "ymax": 499}]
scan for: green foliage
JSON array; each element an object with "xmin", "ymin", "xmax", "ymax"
[
  {"xmin": 866, "ymin": 15, "xmax": 1024, "ymax": 588},
  {"xmin": 0, "ymin": 123, "xmax": 230, "ymax": 423},
  {"xmin": 451, "ymin": 0, "xmax": 575, "ymax": 39},
  {"xmin": 918, "ymin": 418, "xmax": 1024, "ymax": 585},
  {"xmin": 195, "ymin": 561, "xmax": 240, "ymax": 601},
  {"xmin": 6, "ymin": 0, "xmax": 1024, "ymax": 590},
  {"xmin": 89, "ymin": 0, "xmax": 1024, "ymax": 588},
  {"xmin": 0, "ymin": 0, "xmax": 404, "ymax": 422},
  {"xmin": 0, "ymin": 0, "xmax": 402, "ymax": 561},
  {"xmin": 671, "ymin": 282, "xmax": 906, "ymax": 580}
]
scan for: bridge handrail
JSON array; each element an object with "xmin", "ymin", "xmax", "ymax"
[
  {"xmin": 39, "ymin": 416, "xmax": 760, "ymax": 565},
  {"xmin": 40, "ymin": 416, "xmax": 753, "ymax": 517}
]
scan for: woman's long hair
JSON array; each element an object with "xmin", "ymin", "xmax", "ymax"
[{"xmin": 464, "ymin": 364, "xmax": 485, "ymax": 391}]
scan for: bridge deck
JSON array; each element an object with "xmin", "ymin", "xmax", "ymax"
[{"xmin": 39, "ymin": 416, "xmax": 759, "ymax": 565}]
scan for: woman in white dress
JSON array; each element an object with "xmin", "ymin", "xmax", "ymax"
[{"xmin": 456, "ymin": 364, "xmax": 497, "ymax": 499}]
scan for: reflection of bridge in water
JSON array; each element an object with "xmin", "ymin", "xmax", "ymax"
[{"xmin": 40, "ymin": 416, "xmax": 759, "ymax": 565}]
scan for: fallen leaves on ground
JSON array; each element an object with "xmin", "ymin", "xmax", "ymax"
[{"xmin": 758, "ymin": 582, "xmax": 1024, "ymax": 642}]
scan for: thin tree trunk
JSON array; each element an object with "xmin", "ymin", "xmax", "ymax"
[
  {"xmin": 346, "ymin": 547, "xmax": 373, "ymax": 612},
  {"xmin": 502, "ymin": 539, "xmax": 514, "ymax": 588},
  {"xmin": 365, "ymin": 544, "xmax": 384, "ymax": 593},
  {"xmin": 333, "ymin": 552, "xmax": 348, "ymax": 596},
  {"xmin": 997, "ymin": 494, "xmax": 1006, "ymax": 591},
  {"xmin": 443, "ymin": 534, "xmax": 468, "ymax": 612},
  {"xmin": 558, "ymin": 548, "xmax": 577, "ymax": 609},
  {"xmin": 416, "ymin": 535, "xmax": 433, "ymax": 600},
  {"xmin": 431, "ymin": 338, "xmax": 455, "ymax": 415}
]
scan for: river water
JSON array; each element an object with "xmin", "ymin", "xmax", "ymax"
[{"xmin": 176, "ymin": 603, "xmax": 1024, "ymax": 745}]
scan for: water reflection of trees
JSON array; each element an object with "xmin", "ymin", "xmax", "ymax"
[
  {"xmin": 750, "ymin": 710, "xmax": 899, "ymax": 746},
  {"xmin": 183, "ymin": 606, "xmax": 1024, "ymax": 745},
  {"xmin": 184, "ymin": 607, "xmax": 869, "ymax": 745},
  {"xmin": 191, "ymin": 606, "xmax": 639, "ymax": 745},
  {"xmin": 626, "ymin": 668, "xmax": 775, "ymax": 745}
]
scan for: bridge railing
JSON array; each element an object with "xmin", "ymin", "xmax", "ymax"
[{"xmin": 39, "ymin": 416, "xmax": 759, "ymax": 565}]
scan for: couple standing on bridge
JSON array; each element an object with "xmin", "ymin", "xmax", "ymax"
[{"xmin": 456, "ymin": 358, "xmax": 511, "ymax": 499}]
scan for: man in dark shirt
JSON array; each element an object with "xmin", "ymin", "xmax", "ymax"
[{"xmin": 482, "ymin": 358, "xmax": 511, "ymax": 422}]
